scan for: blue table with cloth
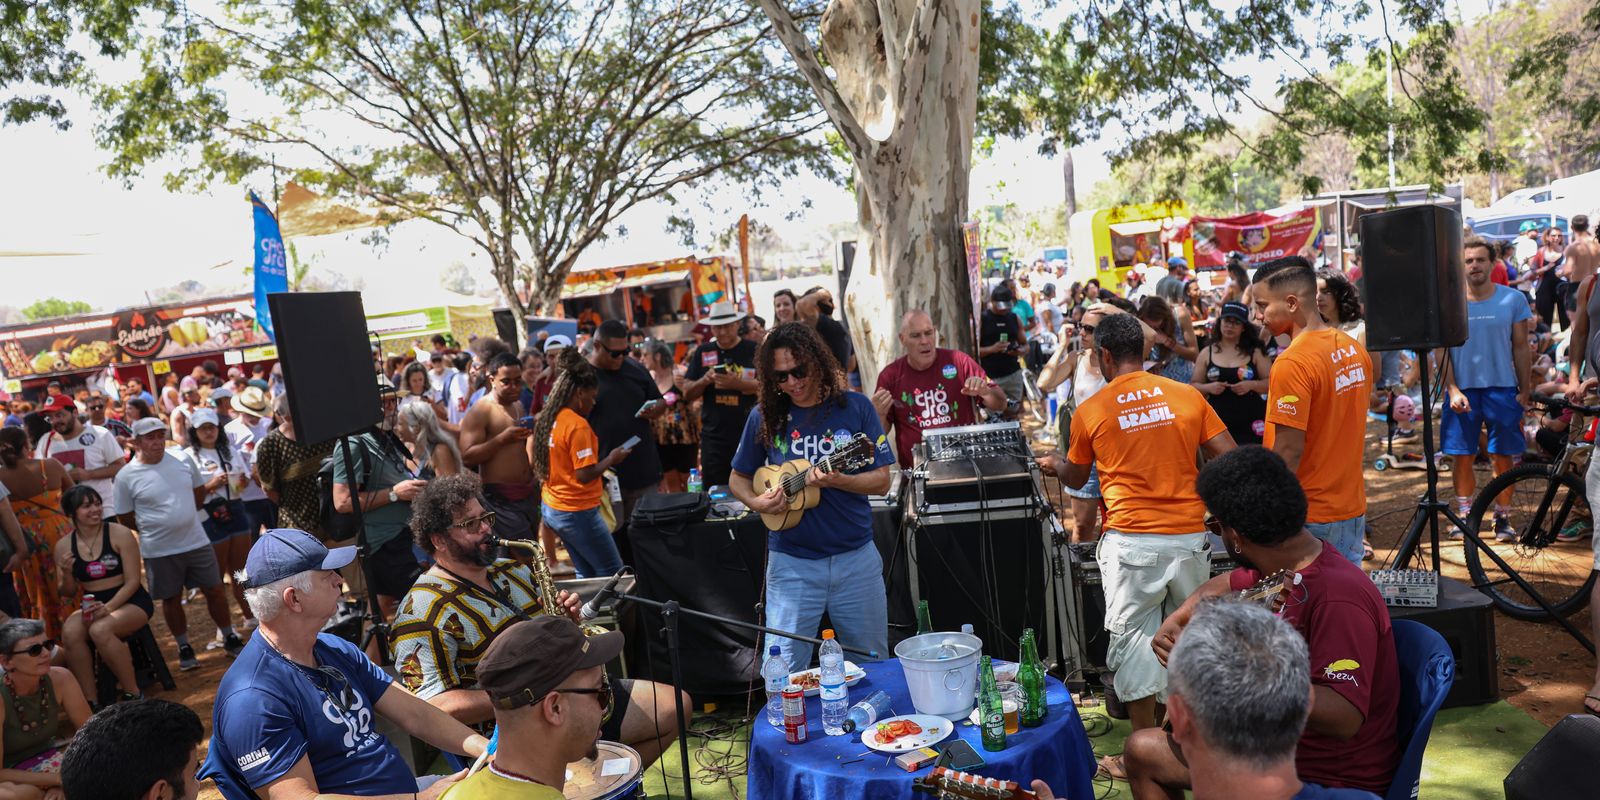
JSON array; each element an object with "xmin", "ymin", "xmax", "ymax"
[{"xmin": 748, "ymin": 658, "xmax": 1097, "ymax": 799}]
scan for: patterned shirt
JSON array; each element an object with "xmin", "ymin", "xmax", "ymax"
[
  {"xmin": 252, "ymin": 429, "xmax": 333, "ymax": 538},
  {"xmin": 391, "ymin": 559, "xmax": 548, "ymax": 701}
]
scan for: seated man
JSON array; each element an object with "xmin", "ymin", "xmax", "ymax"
[
  {"xmin": 62, "ymin": 699, "xmax": 205, "ymax": 800},
  {"xmin": 202, "ymin": 529, "xmax": 487, "ymax": 800},
  {"xmin": 1126, "ymin": 446, "xmax": 1399, "ymax": 798},
  {"xmin": 392, "ymin": 474, "xmax": 689, "ymax": 768},
  {"xmin": 441, "ymin": 616, "xmax": 625, "ymax": 799}
]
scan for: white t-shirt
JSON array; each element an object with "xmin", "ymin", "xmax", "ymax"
[
  {"xmin": 225, "ymin": 417, "xmax": 273, "ymax": 502},
  {"xmin": 445, "ymin": 372, "xmax": 472, "ymax": 426},
  {"xmin": 35, "ymin": 424, "xmax": 124, "ymax": 499},
  {"xmin": 111, "ymin": 450, "xmax": 209, "ymax": 558}
]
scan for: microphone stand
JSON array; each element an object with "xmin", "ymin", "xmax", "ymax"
[{"xmin": 607, "ymin": 590, "xmax": 879, "ymax": 800}]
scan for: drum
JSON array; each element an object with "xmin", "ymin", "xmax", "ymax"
[{"xmin": 563, "ymin": 741, "xmax": 643, "ymax": 800}]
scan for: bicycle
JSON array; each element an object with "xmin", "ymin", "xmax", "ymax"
[{"xmin": 1462, "ymin": 393, "xmax": 1599, "ymax": 620}]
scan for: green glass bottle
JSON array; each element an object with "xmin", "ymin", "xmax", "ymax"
[
  {"xmin": 916, "ymin": 600, "xmax": 933, "ymax": 635},
  {"xmin": 978, "ymin": 656, "xmax": 1007, "ymax": 751},
  {"xmin": 1018, "ymin": 629, "xmax": 1047, "ymax": 727}
]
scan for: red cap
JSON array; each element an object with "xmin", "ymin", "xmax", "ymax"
[{"xmin": 39, "ymin": 395, "xmax": 76, "ymax": 415}]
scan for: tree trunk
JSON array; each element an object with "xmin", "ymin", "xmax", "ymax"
[
  {"xmin": 1062, "ymin": 149, "xmax": 1077, "ymax": 233},
  {"xmin": 816, "ymin": 0, "xmax": 980, "ymax": 393}
]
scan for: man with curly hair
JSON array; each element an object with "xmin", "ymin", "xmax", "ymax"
[{"xmin": 728, "ymin": 323, "xmax": 894, "ymax": 669}]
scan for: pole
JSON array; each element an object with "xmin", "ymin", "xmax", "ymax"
[
  {"xmin": 739, "ymin": 214, "xmax": 755, "ymax": 313},
  {"xmin": 1417, "ymin": 349, "xmax": 1441, "ymax": 573},
  {"xmin": 661, "ymin": 602, "xmax": 695, "ymax": 800},
  {"xmin": 1385, "ymin": 48, "xmax": 1396, "ymax": 190},
  {"xmin": 338, "ymin": 433, "xmax": 390, "ymax": 665}
]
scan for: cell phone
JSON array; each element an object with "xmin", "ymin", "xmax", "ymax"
[
  {"xmin": 938, "ymin": 739, "xmax": 985, "ymax": 771},
  {"xmin": 621, "ymin": 435, "xmax": 641, "ymax": 450},
  {"xmin": 635, "ymin": 399, "xmax": 661, "ymax": 418},
  {"xmin": 518, "ymin": 416, "xmax": 536, "ymax": 430}
]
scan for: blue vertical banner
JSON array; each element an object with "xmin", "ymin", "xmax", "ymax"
[{"xmin": 250, "ymin": 191, "xmax": 289, "ymax": 341}]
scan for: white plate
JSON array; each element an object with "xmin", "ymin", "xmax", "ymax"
[
  {"xmin": 861, "ymin": 714, "xmax": 955, "ymax": 753},
  {"xmin": 786, "ymin": 662, "xmax": 867, "ymax": 697}
]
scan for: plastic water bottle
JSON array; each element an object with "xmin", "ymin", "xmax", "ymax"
[
  {"xmin": 761, "ymin": 645, "xmax": 789, "ymax": 728},
  {"xmin": 841, "ymin": 689, "xmax": 891, "ymax": 733},
  {"xmin": 819, "ymin": 629, "xmax": 849, "ymax": 735},
  {"xmin": 687, "ymin": 468, "xmax": 703, "ymax": 494}
]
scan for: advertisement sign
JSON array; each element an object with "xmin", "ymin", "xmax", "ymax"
[
  {"xmin": 250, "ymin": 192, "xmax": 289, "ymax": 341},
  {"xmin": 1188, "ymin": 208, "xmax": 1321, "ymax": 269},
  {"xmin": 0, "ymin": 295, "xmax": 271, "ymax": 380},
  {"xmin": 962, "ymin": 222, "xmax": 983, "ymax": 340},
  {"xmin": 0, "ymin": 314, "xmax": 120, "ymax": 378}
]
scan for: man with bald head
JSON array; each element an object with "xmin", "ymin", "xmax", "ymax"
[{"xmin": 872, "ymin": 310, "xmax": 1008, "ymax": 468}]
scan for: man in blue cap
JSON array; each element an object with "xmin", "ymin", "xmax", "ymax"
[
  {"xmin": 1156, "ymin": 256, "xmax": 1189, "ymax": 301},
  {"xmin": 202, "ymin": 528, "xmax": 487, "ymax": 800}
]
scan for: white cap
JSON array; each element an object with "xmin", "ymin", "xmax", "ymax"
[
  {"xmin": 131, "ymin": 417, "xmax": 168, "ymax": 438},
  {"xmin": 190, "ymin": 408, "xmax": 220, "ymax": 428},
  {"xmin": 544, "ymin": 334, "xmax": 573, "ymax": 352}
]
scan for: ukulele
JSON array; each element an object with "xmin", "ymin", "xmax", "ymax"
[
  {"xmin": 913, "ymin": 767, "xmax": 1038, "ymax": 800},
  {"xmin": 1237, "ymin": 569, "xmax": 1302, "ymax": 615},
  {"xmin": 751, "ymin": 432, "xmax": 876, "ymax": 530}
]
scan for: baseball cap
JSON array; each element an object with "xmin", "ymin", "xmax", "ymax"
[
  {"xmin": 1220, "ymin": 302, "xmax": 1251, "ymax": 323},
  {"xmin": 131, "ymin": 417, "xmax": 167, "ymax": 438},
  {"xmin": 242, "ymin": 528, "xmax": 356, "ymax": 589},
  {"xmin": 40, "ymin": 395, "xmax": 76, "ymax": 415},
  {"xmin": 1167, "ymin": 256, "xmax": 1188, "ymax": 270},
  {"xmin": 544, "ymin": 334, "xmax": 573, "ymax": 353},
  {"xmin": 211, "ymin": 386, "xmax": 234, "ymax": 401},
  {"xmin": 376, "ymin": 375, "xmax": 398, "ymax": 396},
  {"xmin": 477, "ymin": 617, "xmax": 625, "ymax": 710},
  {"xmin": 190, "ymin": 408, "xmax": 220, "ymax": 428},
  {"xmin": 990, "ymin": 285, "xmax": 1015, "ymax": 303},
  {"xmin": 1519, "ymin": 220, "xmax": 1541, "ymax": 233}
]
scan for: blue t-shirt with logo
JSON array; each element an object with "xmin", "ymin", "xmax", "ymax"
[
  {"xmin": 731, "ymin": 391, "xmax": 894, "ymax": 559},
  {"xmin": 1448, "ymin": 284, "xmax": 1532, "ymax": 389},
  {"xmin": 201, "ymin": 633, "xmax": 414, "ymax": 798}
]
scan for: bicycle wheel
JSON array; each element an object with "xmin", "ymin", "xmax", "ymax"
[{"xmin": 1464, "ymin": 462, "xmax": 1597, "ymax": 620}]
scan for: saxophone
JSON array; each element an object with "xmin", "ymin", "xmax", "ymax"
[{"xmin": 490, "ymin": 535, "xmax": 611, "ymax": 636}]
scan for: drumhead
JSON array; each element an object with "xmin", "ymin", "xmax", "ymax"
[{"xmin": 563, "ymin": 741, "xmax": 643, "ymax": 800}]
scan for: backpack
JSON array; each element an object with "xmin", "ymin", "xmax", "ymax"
[{"xmin": 316, "ymin": 439, "xmax": 370, "ymax": 542}]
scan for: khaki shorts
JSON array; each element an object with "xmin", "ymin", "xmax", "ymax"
[
  {"xmin": 145, "ymin": 546, "xmax": 223, "ymax": 601},
  {"xmin": 1096, "ymin": 531, "xmax": 1211, "ymax": 703}
]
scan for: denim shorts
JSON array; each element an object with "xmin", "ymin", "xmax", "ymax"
[
  {"xmin": 1063, "ymin": 465, "xmax": 1101, "ymax": 499},
  {"xmin": 1306, "ymin": 514, "xmax": 1366, "ymax": 565}
]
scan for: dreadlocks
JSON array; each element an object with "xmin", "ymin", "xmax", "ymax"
[
  {"xmin": 531, "ymin": 347, "xmax": 597, "ymax": 482},
  {"xmin": 755, "ymin": 322, "xmax": 847, "ymax": 447}
]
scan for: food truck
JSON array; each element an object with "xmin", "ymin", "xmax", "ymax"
[{"xmin": 1067, "ymin": 201, "xmax": 1196, "ymax": 288}]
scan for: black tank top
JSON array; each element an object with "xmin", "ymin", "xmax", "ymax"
[{"xmin": 71, "ymin": 527, "xmax": 124, "ymax": 583}]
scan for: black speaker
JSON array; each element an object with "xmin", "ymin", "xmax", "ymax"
[
  {"xmin": 913, "ymin": 515, "xmax": 1047, "ymax": 663},
  {"xmin": 1389, "ymin": 576, "xmax": 1498, "ymax": 708},
  {"xmin": 267, "ymin": 292, "xmax": 381, "ymax": 444},
  {"xmin": 1504, "ymin": 713, "xmax": 1600, "ymax": 799},
  {"xmin": 1359, "ymin": 204, "xmax": 1468, "ymax": 351}
]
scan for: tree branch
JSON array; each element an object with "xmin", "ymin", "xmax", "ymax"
[
  {"xmin": 892, "ymin": 0, "xmax": 944, "ymax": 144},
  {"xmin": 752, "ymin": 0, "xmax": 877, "ymax": 167}
]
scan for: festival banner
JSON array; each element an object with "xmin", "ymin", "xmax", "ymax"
[
  {"xmin": 0, "ymin": 296, "xmax": 271, "ymax": 380},
  {"xmin": 0, "ymin": 313, "xmax": 120, "ymax": 378},
  {"xmin": 250, "ymin": 191, "xmax": 290, "ymax": 341},
  {"xmin": 962, "ymin": 221, "xmax": 983, "ymax": 321},
  {"xmin": 1187, "ymin": 208, "xmax": 1321, "ymax": 269}
]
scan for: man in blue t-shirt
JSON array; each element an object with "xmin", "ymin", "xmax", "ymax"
[
  {"xmin": 1443, "ymin": 236, "xmax": 1534, "ymax": 541},
  {"xmin": 729, "ymin": 323, "xmax": 894, "ymax": 670},
  {"xmin": 201, "ymin": 528, "xmax": 486, "ymax": 800}
]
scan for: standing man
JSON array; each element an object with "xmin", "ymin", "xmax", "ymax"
[
  {"xmin": 1568, "ymin": 226, "xmax": 1600, "ymax": 713},
  {"xmin": 741, "ymin": 314, "xmax": 768, "ymax": 346},
  {"xmin": 797, "ymin": 287, "xmax": 855, "ymax": 376},
  {"xmin": 977, "ymin": 285, "xmax": 1028, "ymax": 410},
  {"xmin": 683, "ymin": 302, "xmax": 759, "ymax": 486},
  {"xmin": 459, "ymin": 352, "xmax": 541, "ymax": 545},
  {"xmin": 1252, "ymin": 256, "xmax": 1372, "ymax": 564},
  {"xmin": 873, "ymin": 310, "xmax": 1007, "ymax": 468},
  {"xmin": 1442, "ymin": 236, "xmax": 1533, "ymax": 541},
  {"xmin": 113, "ymin": 417, "xmax": 241, "ymax": 668},
  {"xmin": 35, "ymin": 395, "xmax": 125, "ymax": 499},
  {"xmin": 1568, "ymin": 214, "xmax": 1600, "ymax": 289},
  {"xmin": 586, "ymin": 320, "xmax": 668, "ymax": 527},
  {"xmin": 331, "ymin": 382, "xmax": 429, "ymax": 620},
  {"xmin": 1036, "ymin": 313, "xmax": 1235, "ymax": 739},
  {"xmin": 170, "ymin": 385, "xmax": 203, "ymax": 444},
  {"xmin": 729, "ymin": 323, "xmax": 895, "ymax": 670},
  {"xmin": 1155, "ymin": 256, "xmax": 1188, "ymax": 300}
]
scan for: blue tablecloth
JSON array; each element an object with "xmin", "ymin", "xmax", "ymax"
[{"xmin": 747, "ymin": 659, "xmax": 1097, "ymax": 800}]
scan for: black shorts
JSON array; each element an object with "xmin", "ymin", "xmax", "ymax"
[
  {"xmin": 657, "ymin": 444, "xmax": 698, "ymax": 474},
  {"xmin": 600, "ymin": 677, "xmax": 637, "ymax": 742},
  {"xmin": 367, "ymin": 530, "xmax": 423, "ymax": 599},
  {"xmin": 90, "ymin": 585, "xmax": 156, "ymax": 618}
]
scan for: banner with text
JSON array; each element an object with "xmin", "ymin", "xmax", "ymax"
[
  {"xmin": 1187, "ymin": 208, "xmax": 1321, "ymax": 269},
  {"xmin": 251, "ymin": 192, "xmax": 289, "ymax": 341}
]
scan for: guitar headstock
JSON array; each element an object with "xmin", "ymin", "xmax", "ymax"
[
  {"xmin": 1237, "ymin": 569, "xmax": 1302, "ymax": 615},
  {"xmin": 912, "ymin": 767, "xmax": 1037, "ymax": 800},
  {"xmin": 820, "ymin": 432, "xmax": 877, "ymax": 474}
]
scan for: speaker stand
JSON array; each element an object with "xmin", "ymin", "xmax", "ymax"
[
  {"xmin": 1386, "ymin": 350, "xmax": 1595, "ymax": 654},
  {"xmin": 338, "ymin": 433, "xmax": 393, "ymax": 666}
]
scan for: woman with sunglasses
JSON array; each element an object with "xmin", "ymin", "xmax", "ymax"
[
  {"xmin": 0, "ymin": 427, "xmax": 73, "ymax": 641},
  {"xmin": 1036, "ymin": 307, "xmax": 1111, "ymax": 542},
  {"xmin": 52, "ymin": 485, "xmax": 153, "ymax": 706},
  {"xmin": 0, "ymin": 618, "xmax": 92, "ymax": 799},
  {"xmin": 529, "ymin": 349, "xmax": 628, "ymax": 578}
]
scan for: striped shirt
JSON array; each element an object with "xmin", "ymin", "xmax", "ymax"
[{"xmin": 392, "ymin": 559, "xmax": 547, "ymax": 700}]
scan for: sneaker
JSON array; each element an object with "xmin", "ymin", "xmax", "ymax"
[
  {"xmin": 1557, "ymin": 520, "xmax": 1592, "ymax": 543},
  {"xmin": 1494, "ymin": 515, "xmax": 1518, "ymax": 543},
  {"xmin": 1393, "ymin": 427, "xmax": 1418, "ymax": 440},
  {"xmin": 205, "ymin": 630, "xmax": 226, "ymax": 651},
  {"xmin": 224, "ymin": 634, "xmax": 245, "ymax": 657},
  {"xmin": 178, "ymin": 645, "xmax": 200, "ymax": 671},
  {"xmin": 116, "ymin": 690, "xmax": 142, "ymax": 704}
]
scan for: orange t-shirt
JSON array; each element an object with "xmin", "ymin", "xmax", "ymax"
[
  {"xmin": 1264, "ymin": 328, "xmax": 1372, "ymax": 523},
  {"xmin": 542, "ymin": 408, "xmax": 603, "ymax": 512},
  {"xmin": 1067, "ymin": 371, "xmax": 1228, "ymax": 534}
]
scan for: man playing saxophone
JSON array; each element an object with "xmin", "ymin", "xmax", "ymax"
[{"xmin": 392, "ymin": 473, "xmax": 690, "ymax": 767}]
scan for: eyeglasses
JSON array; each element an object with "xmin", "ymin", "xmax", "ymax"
[
  {"xmin": 605, "ymin": 346, "xmax": 629, "ymax": 358},
  {"xmin": 88, "ymin": 404, "xmax": 105, "ymax": 411},
  {"xmin": 552, "ymin": 673, "xmax": 614, "ymax": 722},
  {"xmin": 1080, "ymin": 324, "xmax": 1096, "ymax": 335},
  {"xmin": 9, "ymin": 639, "xmax": 55, "ymax": 657},
  {"xmin": 773, "ymin": 365, "xmax": 809, "ymax": 384},
  {"xmin": 452, "ymin": 511, "xmax": 497, "ymax": 531}
]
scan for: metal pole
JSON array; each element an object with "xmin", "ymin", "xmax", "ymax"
[{"xmin": 1386, "ymin": 48, "xmax": 1396, "ymax": 189}]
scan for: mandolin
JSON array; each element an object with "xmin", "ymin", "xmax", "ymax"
[
  {"xmin": 752, "ymin": 432, "xmax": 876, "ymax": 530},
  {"xmin": 913, "ymin": 767, "xmax": 1038, "ymax": 800}
]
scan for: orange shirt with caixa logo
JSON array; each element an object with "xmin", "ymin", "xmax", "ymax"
[
  {"xmin": 541, "ymin": 408, "xmax": 603, "ymax": 512},
  {"xmin": 1264, "ymin": 328, "xmax": 1372, "ymax": 523},
  {"xmin": 1067, "ymin": 371, "xmax": 1228, "ymax": 534}
]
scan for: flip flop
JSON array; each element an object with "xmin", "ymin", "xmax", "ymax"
[
  {"xmin": 1363, "ymin": 540, "xmax": 1375, "ymax": 561},
  {"xmin": 1096, "ymin": 754, "xmax": 1128, "ymax": 781},
  {"xmin": 1585, "ymin": 694, "xmax": 1600, "ymax": 717}
]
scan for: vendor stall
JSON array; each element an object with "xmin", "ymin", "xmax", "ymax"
[
  {"xmin": 1067, "ymin": 201, "xmax": 1195, "ymax": 288},
  {"xmin": 561, "ymin": 256, "xmax": 738, "ymax": 343}
]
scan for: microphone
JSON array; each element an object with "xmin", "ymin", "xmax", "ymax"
[
  {"xmin": 485, "ymin": 535, "xmax": 542, "ymax": 556},
  {"xmin": 581, "ymin": 569, "xmax": 631, "ymax": 620}
]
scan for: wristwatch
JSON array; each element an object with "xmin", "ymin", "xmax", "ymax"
[{"xmin": 388, "ymin": 489, "xmax": 399, "ymax": 504}]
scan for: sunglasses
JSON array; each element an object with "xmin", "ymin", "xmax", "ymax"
[
  {"xmin": 605, "ymin": 346, "xmax": 629, "ymax": 358},
  {"xmin": 313, "ymin": 665, "xmax": 358, "ymax": 716},
  {"xmin": 452, "ymin": 511, "xmax": 498, "ymax": 531},
  {"xmin": 10, "ymin": 639, "xmax": 55, "ymax": 657},
  {"xmin": 552, "ymin": 673, "xmax": 614, "ymax": 722},
  {"xmin": 88, "ymin": 404, "xmax": 105, "ymax": 411},
  {"xmin": 773, "ymin": 365, "xmax": 809, "ymax": 384}
]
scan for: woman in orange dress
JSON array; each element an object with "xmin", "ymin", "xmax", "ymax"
[{"xmin": 0, "ymin": 427, "xmax": 76, "ymax": 639}]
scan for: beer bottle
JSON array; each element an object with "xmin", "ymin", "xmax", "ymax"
[
  {"xmin": 978, "ymin": 656, "xmax": 1007, "ymax": 751},
  {"xmin": 916, "ymin": 600, "xmax": 933, "ymax": 636},
  {"xmin": 1018, "ymin": 629, "xmax": 1047, "ymax": 727}
]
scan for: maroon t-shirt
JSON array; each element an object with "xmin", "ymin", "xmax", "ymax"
[
  {"xmin": 1229, "ymin": 541, "xmax": 1400, "ymax": 793},
  {"xmin": 875, "ymin": 348, "xmax": 990, "ymax": 468}
]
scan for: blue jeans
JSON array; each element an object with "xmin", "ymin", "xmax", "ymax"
[
  {"xmin": 541, "ymin": 504, "xmax": 625, "ymax": 578},
  {"xmin": 763, "ymin": 542, "xmax": 889, "ymax": 671},
  {"xmin": 1306, "ymin": 514, "xmax": 1366, "ymax": 565}
]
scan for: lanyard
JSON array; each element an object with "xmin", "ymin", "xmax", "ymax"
[{"xmin": 434, "ymin": 565, "xmax": 534, "ymax": 622}]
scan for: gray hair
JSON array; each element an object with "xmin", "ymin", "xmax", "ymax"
[
  {"xmin": 0, "ymin": 619, "xmax": 45, "ymax": 654},
  {"xmin": 238, "ymin": 569, "xmax": 317, "ymax": 623},
  {"xmin": 1168, "ymin": 599, "xmax": 1310, "ymax": 769},
  {"xmin": 399, "ymin": 402, "xmax": 462, "ymax": 472}
]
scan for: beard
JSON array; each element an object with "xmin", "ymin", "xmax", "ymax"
[
  {"xmin": 443, "ymin": 535, "xmax": 495, "ymax": 567},
  {"xmin": 1223, "ymin": 532, "xmax": 1259, "ymax": 573}
]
